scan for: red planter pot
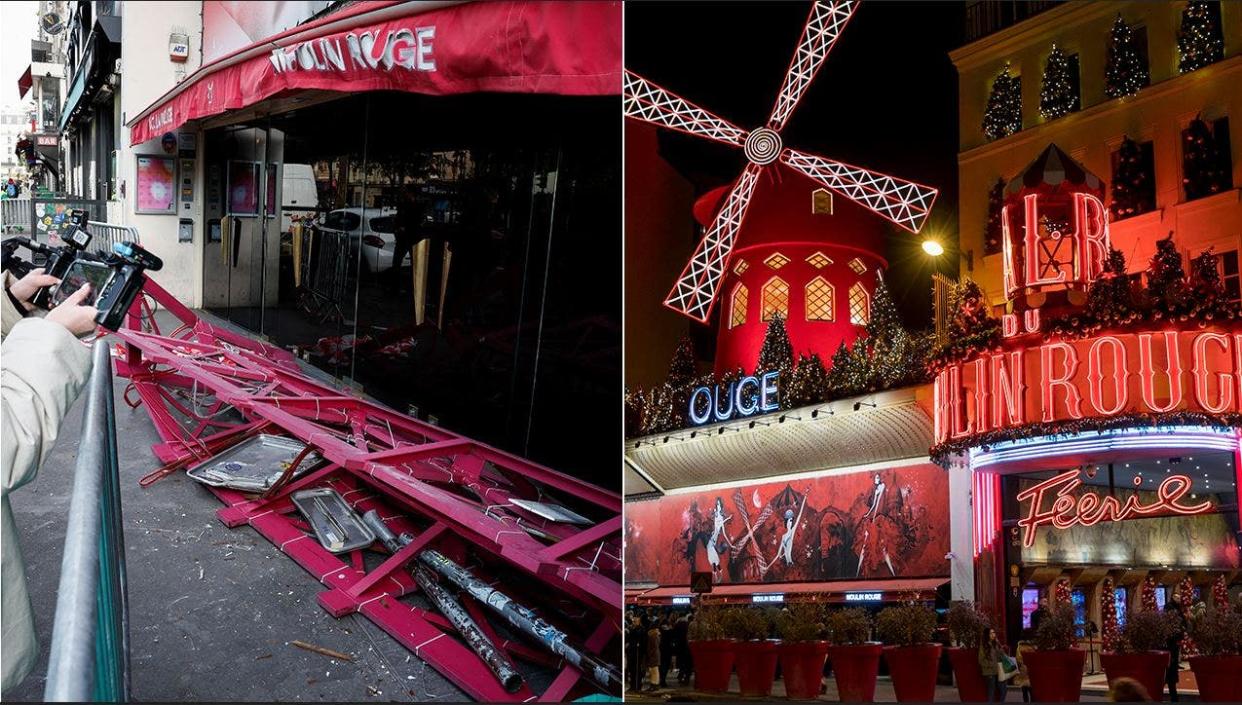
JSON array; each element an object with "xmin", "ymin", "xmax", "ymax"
[
  {"xmin": 689, "ymin": 639, "xmax": 736, "ymax": 693},
  {"xmin": 1101, "ymin": 651, "xmax": 1169, "ymax": 702},
  {"xmin": 826, "ymin": 643, "xmax": 883, "ymax": 703},
  {"xmin": 1024, "ymin": 649, "xmax": 1086, "ymax": 702},
  {"xmin": 736, "ymin": 640, "xmax": 780, "ymax": 697},
  {"xmin": 1189, "ymin": 655, "xmax": 1242, "ymax": 702},
  {"xmin": 778, "ymin": 641, "xmax": 829, "ymax": 700},
  {"xmin": 947, "ymin": 647, "xmax": 988, "ymax": 703},
  {"xmin": 884, "ymin": 644, "xmax": 944, "ymax": 702}
]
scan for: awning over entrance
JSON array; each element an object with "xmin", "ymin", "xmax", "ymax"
[
  {"xmin": 127, "ymin": 0, "xmax": 621, "ymax": 146},
  {"xmin": 625, "ymin": 386, "xmax": 935, "ymax": 492}
]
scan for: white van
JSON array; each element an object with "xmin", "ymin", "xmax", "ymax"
[{"xmin": 281, "ymin": 163, "xmax": 318, "ymax": 234}]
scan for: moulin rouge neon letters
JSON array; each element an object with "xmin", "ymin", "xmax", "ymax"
[
  {"xmin": 1015, "ymin": 469, "xmax": 1213, "ymax": 547},
  {"xmin": 934, "ymin": 329, "xmax": 1242, "ymax": 443}
]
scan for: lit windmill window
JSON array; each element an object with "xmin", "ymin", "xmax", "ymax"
[
  {"xmin": 849, "ymin": 282, "xmax": 869, "ymax": 325},
  {"xmin": 733, "ymin": 259, "xmax": 749, "ymax": 275},
  {"xmin": 805, "ymin": 277, "xmax": 834, "ymax": 321},
  {"xmin": 761, "ymin": 277, "xmax": 790, "ymax": 321},
  {"xmin": 764, "ymin": 252, "xmax": 790, "ymax": 269},
  {"xmin": 806, "ymin": 251, "xmax": 833, "ymax": 269},
  {"xmin": 848, "ymin": 257, "xmax": 867, "ymax": 274},
  {"xmin": 730, "ymin": 284, "xmax": 748, "ymax": 328},
  {"xmin": 812, "ymin": 188, "xmax": 834, "ymax": 214}
]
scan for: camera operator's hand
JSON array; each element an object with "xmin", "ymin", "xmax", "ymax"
[
  {"xmin": 7, "ymin": 268, "xmax": 60, "ymax": 311},
  {"xmin": 45, "ymin": 285, "xmax": 98, "ymax": 336}
]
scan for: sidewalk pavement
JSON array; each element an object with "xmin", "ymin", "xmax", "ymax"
[{"xmin": 2, "ymin": 310, "xmax": 470, "ymax": 702}]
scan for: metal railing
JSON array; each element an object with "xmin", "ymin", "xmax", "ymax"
[
  {"xmin": 86, "ymin": 221, "xmax": 142, "ymax": 256},
  {"xmin": 964, "ymin": 0, "xmax": 1061, "ymax": 43},
  {"xmin": 1, "ymin": 197, "xmax": 33, "ymax": 234},
  {"xmin": 44, "ymin": 340, "xmax": 131, "ymax": 702}
]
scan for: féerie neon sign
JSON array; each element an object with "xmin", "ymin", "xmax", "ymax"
[{"xmin": 1015, "ymin": 469, "xmax": 1213, "ymax": 547}]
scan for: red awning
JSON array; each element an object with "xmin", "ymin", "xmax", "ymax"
[
  {"xmin": 127, "ymin": 0, "xmax": 620, "ymax": 146},
  {"xmin": 17, "ymin": 66, "xmax": 32, "ymax": 99}
]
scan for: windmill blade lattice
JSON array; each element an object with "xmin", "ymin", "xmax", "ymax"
[
  {"xmin": 623, "ymin": 72, "xmax": 749, "ymax": 148},
  {"xmin": 767, "ymin": 0, "xmax": 857, "ymax": 131},
  {"xmin": 782, "ymin": 148, "xmax": 938, "ymax": 233},
  {"xmin": 664, "ymin": 163, "xmax": 763, "ymax": 322}
]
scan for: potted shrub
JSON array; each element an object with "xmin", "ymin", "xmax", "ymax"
[
  {"xmin": 1024, "ymin": 604, "xmax": 1086, "ymax": 702},
  {"xmin": 1187, "ymin": 608, "xmax": 1242, "ymax": 702},
  {"xmin": 825, "ymin": 607, "xmax": 881, "ymax": 703},
  {"xmin": 876, "ymin": 603, "xmax": 942, "ymax": 702},
  {"xmin": 945, "ymin": 601, "xmax": 991, "ymax": 703},
  {"xmin": 688, "ymin": 604, "xmax": 735, "ymax": 693},
  {"xmin": 729, "ymin": 607, "xmax": 779, "ymax": 697},
  {"xmin": 1100, "ymin": 610, "xmax": 1173, "ymax": 701},
  {"xmin": 776, "ymin": 603, "xmax": 828, "ymax": 700}
]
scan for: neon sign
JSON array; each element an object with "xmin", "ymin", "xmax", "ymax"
[
  {"xmin": 753, "ymin": 593, "xmax": 785, "ymax": 604},
  {"xmin": 688, "ymin": 371, "xmax": 779, "ymax": 425},
  {"xmin": 1001, "ymin": 192, "xmax": 1109, "ymax": 300},
  {"xmin": 1015, "ymin": 469, "xmax": 1213, "ymax": 547},
  {"xmin": 933, "ymin": 328, "xmax": 1242, "ymax": 443},
  {"xmin": 844, "ymin": 592, "xmax": 882, "ymax": 602}
]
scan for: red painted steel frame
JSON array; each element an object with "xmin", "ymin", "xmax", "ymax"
[{"xmin": 112, "ymin": 281, "xmax": 622, "ymax": 701}]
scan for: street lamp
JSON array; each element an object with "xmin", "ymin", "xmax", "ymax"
[
  {"xmin": 922, "ymin": 237, "xmax": 973, "ymax": 272},
  {"xmin": 921, "ymin": 239, "xmax": 945, "ymax": 256}
]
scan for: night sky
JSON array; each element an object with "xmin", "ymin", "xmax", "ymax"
[{"xmin": 625, "ymin": 0, "xmax": 965, "ymax": 329}]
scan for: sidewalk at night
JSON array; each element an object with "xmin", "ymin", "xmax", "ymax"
[{"xmin": 1, "ymin": 309, "xmax": 472, "ymax": 702}]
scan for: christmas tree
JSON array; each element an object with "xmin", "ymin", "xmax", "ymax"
[
  {"xmin": 824, "ymin": 275, "xmax": 932, "ymax": 395},
  {"xmin": 783, "ymin": 353, "xmax": 829, "ymax": 410},
  {"xmin": 982, "ymin": 65, "xmax": 1022, "ymax": 141},
  {"xmin": 1085, "ymin": 248, "xmax": 1139, "ymax": 326},
  {"xmin": 1182, "ymin": 117, "xmax": 1230, "ymax": 200},
  {"xmin": 1146, "ymin": 235, "xmax": 1192, "ymax": 318},
  {"xmin": 934, "ymin": 278, "xmax": 1001, "ymax": 365},
  {"xmin": 1110, "ymin": 137, "xmax": 1153, "ymax": 219},
  {"xmin": 1187, "ymin": 248, "xmax": 1237, "ymax": 320},
  {"xmin": 1141, "ymin": 577, "xmax": 1157, "ymax": 611},
  {"xmin": 1040, "ymin": 44, "xmax": 1079, "ymax": 120},
  {"xmin": 757, "ymin": 314, "xmax": 795, "ymax": 376},
  {"xmin": 1178, "ymin": 0, "xmax": 1224, "ymax": 74},
  {"xmin": 1105, "ymin": 14, "xmax": 1149, "ymax": 99},
  {"xmin": 984, "ymin": 178, "xmax": 1006, "ymax": 255},
  {"xmin": 665, "ymin": 336, "xmax": 698, "ymax": 390}
]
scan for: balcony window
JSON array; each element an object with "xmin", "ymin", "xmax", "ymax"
[{"xmin": 1109, "ymin": 138, "xmax": 1155, "ymax": 220}]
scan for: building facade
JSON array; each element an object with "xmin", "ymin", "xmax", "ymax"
[{"xmin": 948, "ymin": 0, "xmax": 1242, "ymax": 648}]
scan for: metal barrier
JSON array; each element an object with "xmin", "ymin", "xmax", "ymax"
[
  {"xmin": 44, "ymin": 341, "xmax": 131, "ymax": 702},
  {"xmin": 86, "ymin": 221, "xmax": 142, "ymax": 256},
  {"xmin": 1, "ymin": 197, "xmax": 33, "ymax": 234}
]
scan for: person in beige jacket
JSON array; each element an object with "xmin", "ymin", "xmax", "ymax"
[{"xmin": 2, "ymin": 267, "xmax": 99, "ymax": 692}]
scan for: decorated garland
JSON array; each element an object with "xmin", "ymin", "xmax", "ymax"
[
  {"xmin": 1100, "ymin": 577, "xmax": 1120, "ymax": 652},
  {"xmin": 1141, "ymin": 576, "xmax": 1157, "ymax": 612},
  {"xmin": 1212, "ymin": 574, "xmax": 1229, "ymax": 611},
  {"xmin": 1179, "ymin": 577, "xmax": 1197, "ymax": 656},
  {"xmin": 1054, "ymin": 578, "xmax": 1071, "ymax": 606},
  {"xmin": 931, "ymin": 410, "xmax": 1242, "ymax": 465}
]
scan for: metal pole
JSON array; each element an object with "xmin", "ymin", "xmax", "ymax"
[{"xmin": 44, "ymin": 341, "xmax": 112, "ymax": 701}]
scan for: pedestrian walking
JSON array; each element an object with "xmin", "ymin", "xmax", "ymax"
[{"xmin": 978, "ymin": 627, "xmax": 1008, "ymax": 703}]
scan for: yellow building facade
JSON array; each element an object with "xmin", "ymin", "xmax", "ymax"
[{"xmin": 952, "ymin": 0, "xmax": 1242, "ymax": 307}]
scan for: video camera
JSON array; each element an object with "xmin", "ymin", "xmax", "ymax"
[{"xmin": 1, "ymin": 209, "xmax": 163, "ymax": 330}]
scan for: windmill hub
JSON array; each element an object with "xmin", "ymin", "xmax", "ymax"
[{"xmin": 744, "ymin": 127, "xmax": 782, "ymax": 165}]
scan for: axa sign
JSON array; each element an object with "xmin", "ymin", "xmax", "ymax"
[{"xmin": 933, "ymin": 328, "xmax": 1242, "ymax": 443}]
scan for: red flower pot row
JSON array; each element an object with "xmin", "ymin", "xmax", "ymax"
[
  {"xmin": 1101, "ymin": 651, "xmax": 1169, "ymax": 702},
  {"xmin": 688, "ymin": 639, "xmax": 945, "ymax": 701},
  {"xmin": 1025, "ymin": 649, "xmax": 1086, "ymax": 702},
  {"xmin": 947, "ymin": 646, "xmax": 989, "ymax": 702},
  {"xmin": 1190, "ymin": 654, "xmax": 1242, "ymax": 702}
]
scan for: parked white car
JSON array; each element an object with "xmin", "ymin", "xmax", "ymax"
[{"xmin": 314, "ymin": 207, "xmax": 400, "ymax": 272}]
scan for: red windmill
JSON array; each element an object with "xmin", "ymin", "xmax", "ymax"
[{"xmin": 625, "ymin": 0, "xmax": 939, "ymax": 324}]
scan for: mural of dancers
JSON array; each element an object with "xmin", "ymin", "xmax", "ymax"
[{"xmin": 623, "ymin": 465, "xmax": 949, "ymax": 586}]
